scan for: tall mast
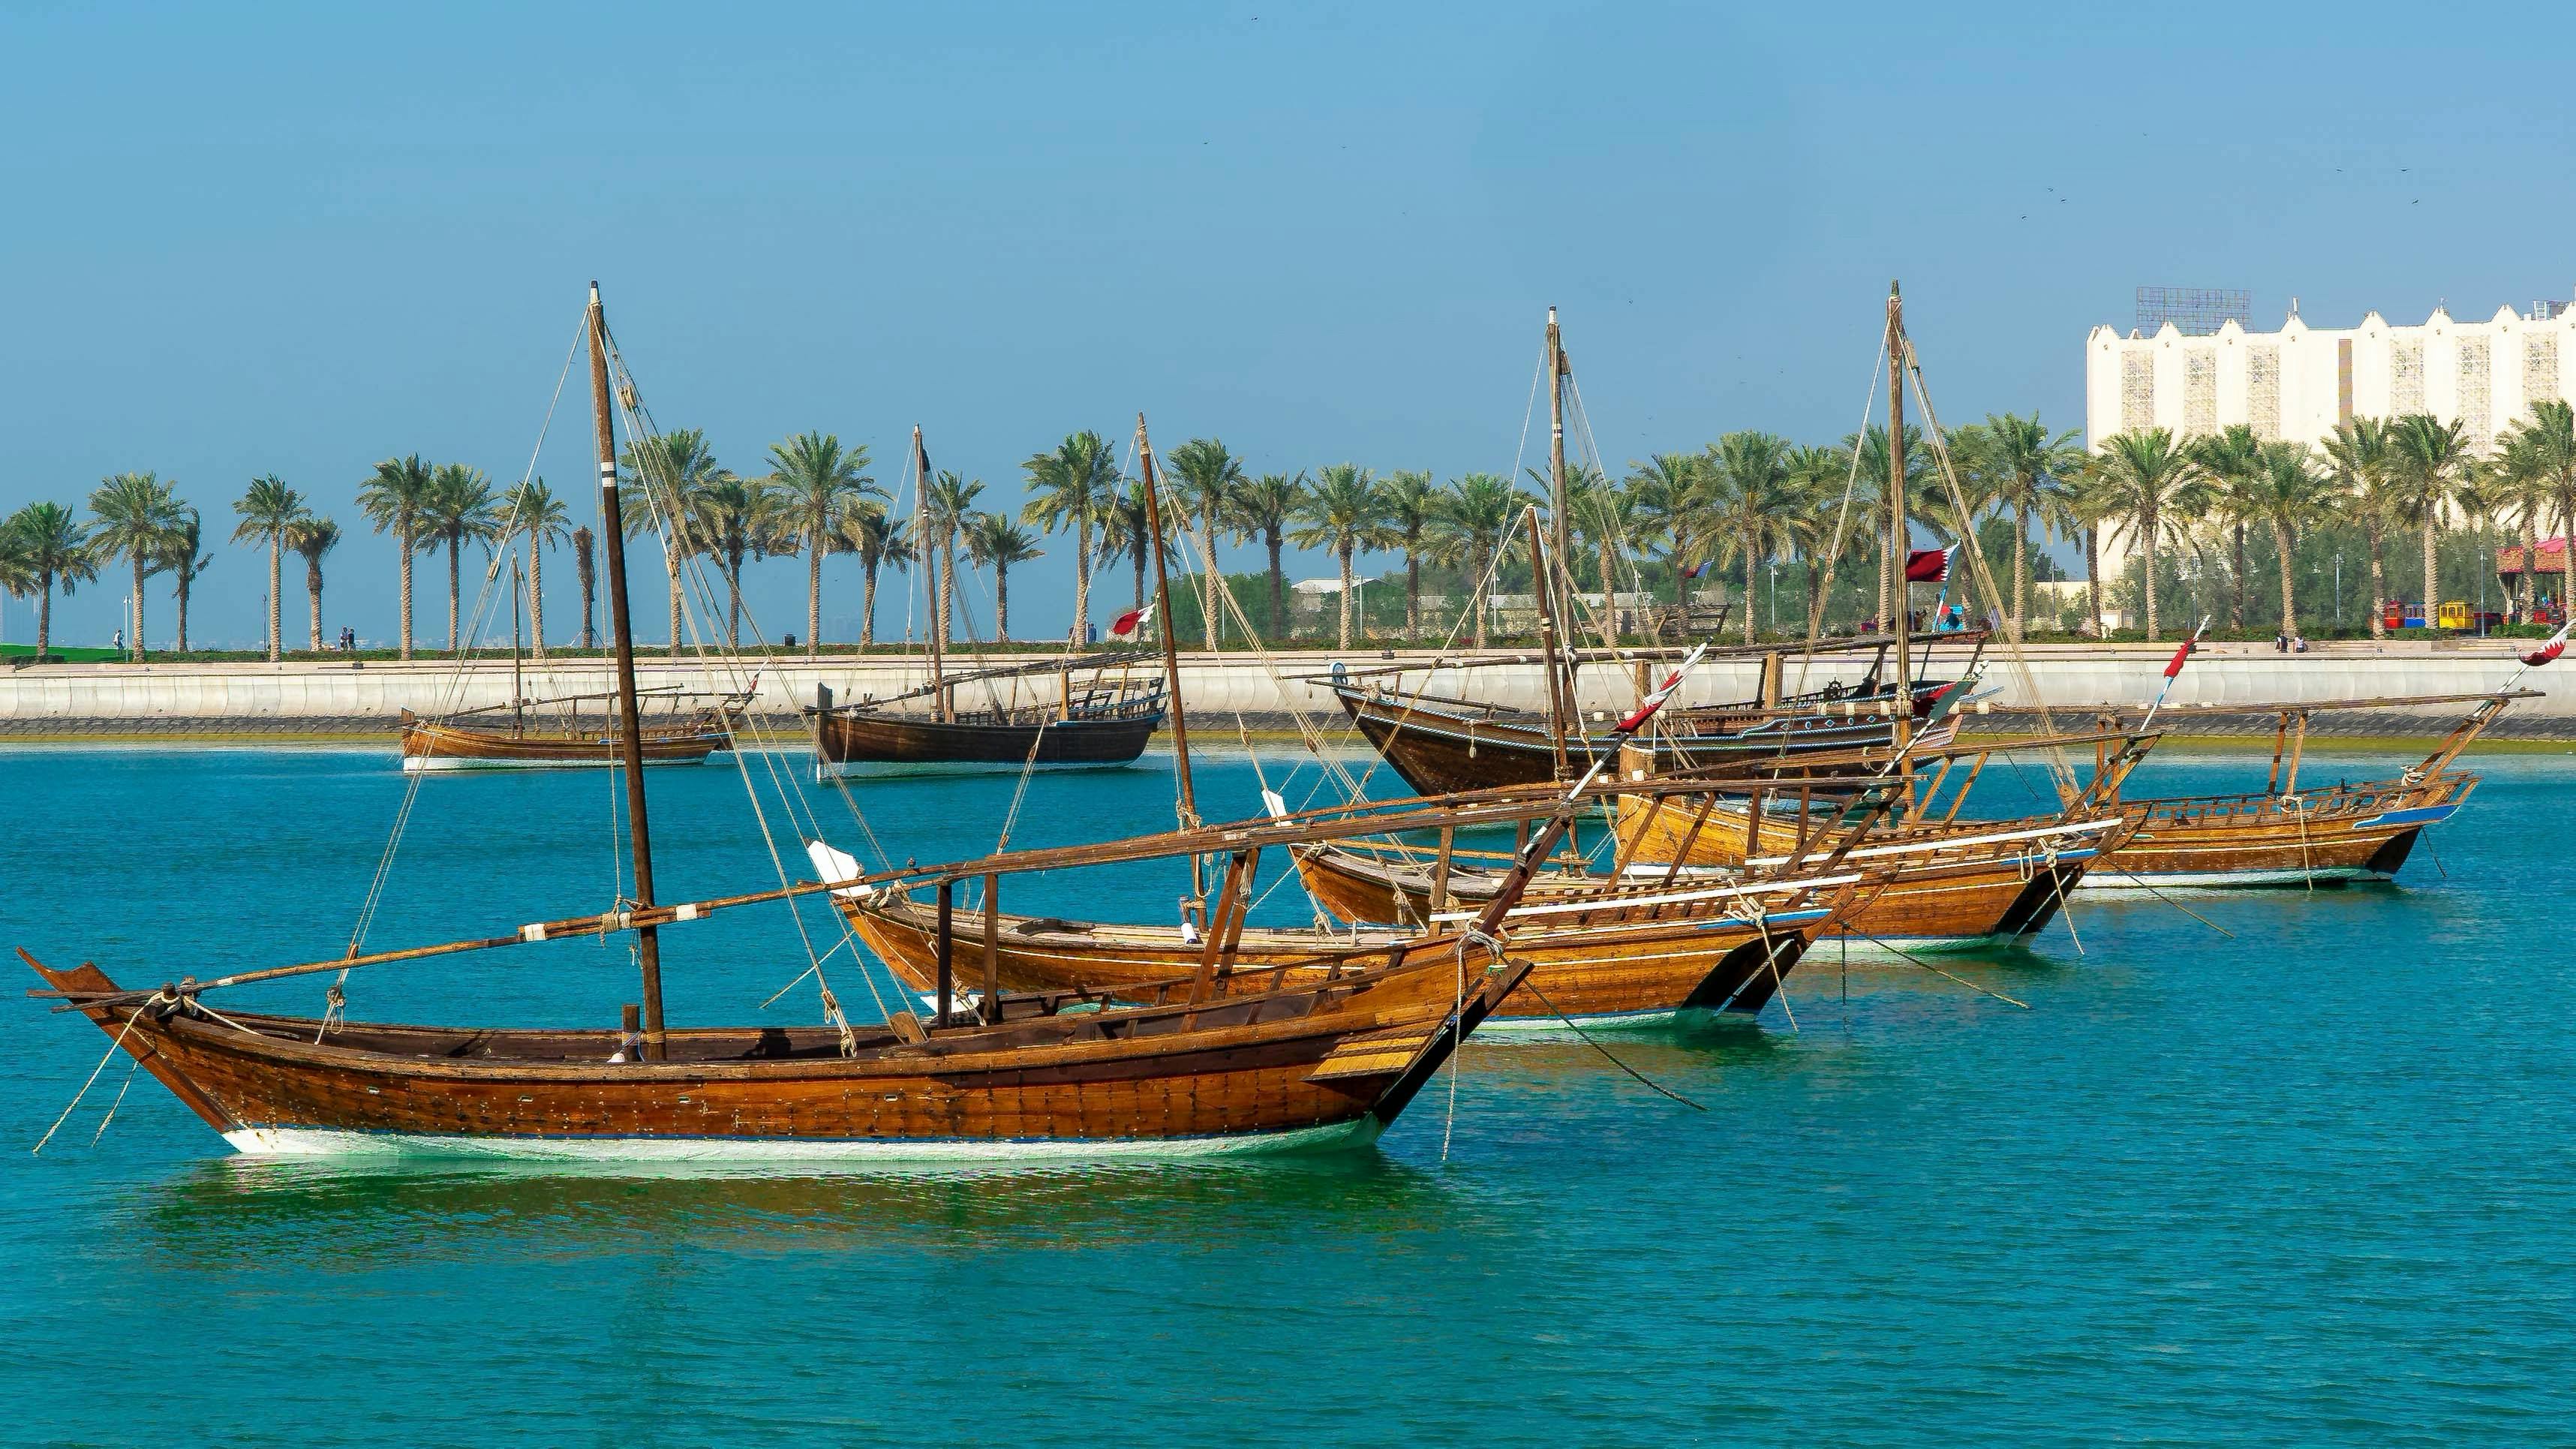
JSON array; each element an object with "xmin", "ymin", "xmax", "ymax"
[
  {"xmin": 588, "ymin": 281, "xmax": 666, "ymax": 1060},
  {"xmin": 914, "ymin": 426, "xmax": 945, "ymax": 723},
  {"xmin": 1136, "ymin": 415, "xmax": 1198, "ymax": 838},
  {"xmin": 1546, "ymin": 306, "xmax": 1571, "ymax": 605},
  {"xmin": 509, "ymin": 553, "xmax": 525, "ymax": 732},
  {"xmin": 1525, "ymin": 505, "xmax": 1572, "ymax": 782},
  {"xmin": 1886, "ymin": 281, "xmax": 1913, "ymax": 754}
]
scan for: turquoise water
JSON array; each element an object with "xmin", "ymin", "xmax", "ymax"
[{"xmin": 5, "ymin": 742, "xmax": 2574, "ymax": 1445}]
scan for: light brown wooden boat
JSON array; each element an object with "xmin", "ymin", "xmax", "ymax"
[{"xmin": 398, "ymin": 699, "xmax": 740, "ymax": 772}]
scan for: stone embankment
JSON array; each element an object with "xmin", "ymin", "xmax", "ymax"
[{"xmin": 2, "ymin": 640, "xmax": 2570, "ymax": 740}]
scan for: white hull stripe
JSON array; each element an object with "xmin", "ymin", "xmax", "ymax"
[
  {"xmin": 1429, "ymin": 876, "xmax": 1861, "ymax": 923},
  {"xmin": 220, "ymin": 1117, "xmax": 1383, "ymax": 1162}
]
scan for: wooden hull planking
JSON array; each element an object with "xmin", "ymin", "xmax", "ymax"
[
  {"xmin": 2078, "ymin": 778, "xmax": 2472, "ymax": 891},
  {"xmin": 398, "ymin": 717, "xmax": 729, "ymax": 771},
  {"xmin": 28, "ymin": 951, "xmax": 1519, "ymax": 1160},
  {"xmin": 811, "ymin": 706, "xmax": 1162, "ymax": 777}
]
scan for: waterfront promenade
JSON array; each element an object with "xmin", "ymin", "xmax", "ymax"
[{"xmin": 4, "ymin": 639, "xmax": 2568, "ymax": 738}]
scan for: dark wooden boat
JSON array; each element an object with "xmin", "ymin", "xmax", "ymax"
[
  {"xmin": 2079, "ymin": 691, "xmax": 2528, "ymax": 891},
  {"xmin": 24, "ymin": 287, "xmax": 1544, "ymax": 1162},
  {"xmin": 808, "ymin": 670, "xmax": 1163, "ymax": 779},
  {"xmin": 1331, "ymin": 663, "xmax": 1964, "ymax": 796}
]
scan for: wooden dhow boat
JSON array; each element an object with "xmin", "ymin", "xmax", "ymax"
[
  {"xmin": 24, "ymin": 286, "xmax": 1540, "ymax": 1162},
  {"xmin": 807, "ymin": 426, "xmax": 1165, "ymax": 780},
  {"xmin": 399, "ymin": 687, "xmax": 750, "ymax": 772},
  {"xmin": 2079, "ymin": 687, "xmax": 2541, "ymax": 891}
]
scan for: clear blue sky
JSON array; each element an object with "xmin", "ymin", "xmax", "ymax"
[{"xmin": 5, "ymin": 1, "xmax": 2569, "ymax": 649}]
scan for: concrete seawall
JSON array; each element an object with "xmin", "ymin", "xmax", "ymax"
[{"xmin": 4, "ymin": 640, "xmax": 2571, "ymax": 738}]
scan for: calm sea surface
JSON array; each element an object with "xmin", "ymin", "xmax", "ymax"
[{"xmin": 4, "ymin": 741, "xmax": 2573, "ymax": 1447}]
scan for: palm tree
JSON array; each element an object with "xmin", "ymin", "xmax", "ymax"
[
  {"xmin": 683, "ymin": 471, "xmax": 773, "ymax": 651},
  {"xmin": 1846, "ymin": 424, "xmax": 1931, "ymax": 628},
  {"xmin": 1228, "ymin": 472, "xmax": 1304, "ymax": 640},
  {"xmin": 2190, "ymin": 424, "xmax": 2266, "ymax": 632},
  {"xmin": 1377, "ymin": 469, "xmax": 1439, "ymax": 639},
  {"xmin": 2091, "ymin": 428, "xmax": 2207, "ymax": 641},
  {"xmin": 766, "ymin": 431, "xmax": 876, "ymax": 656},
  {"xmin": 1705, "ymin": 431, "xmax": 1795, "ymax": 644},
  {"xmin": 834, "ymin": 501, "xmax": 907, "ymax": 648},
  {"xmin": 2492, "ymin": 431, "xmax": 2553, "ymax": 622},
  {"xmin": 2, "ymin": 502, "xmax": 96, "ymax": 660},
  {"xmin": 619, "ymin": 428, "xmax": 724, "ymax": 657},
  {"xmin": 86, "ymin": 471, "xmax": 180, "ymax": 660},
  {"xmin": 1429, "ymin": 472, "xmax": 1528, "ymax": 648},
  {"xmin": 356, "ymin": 454, "xmax": 436, "ymax": 659},
  {"xmin": 570, "ymin": 525, "xmax": 597, "ymax": 650},
  {"xmin": 287, "ymin": 517, "xmax": 340, "ymax": 651},
  {"xmin": 1567, "ymin": 468, "xmax": 1644, "ymax": 640},
  {"xmin": 1622, "ymin": 452, "xmax": 1705, "ymax": 600},
  {"xmin": 1779, "ymin": 443, "xmax": 1859, "ymax": 638},
  {"xmin": 421, "ymin": 463, "xmax": 498, "ymax": 655},
  {"xmin": 1021, "ymin": 431, "xmax": 1119, "ymax": 643},
  {"xmin": 1289, "ymin": 464, "xmax": 1386, "ymax": 649},
  {"xmin": 497, "ymin": 479, "xmax": 571, "ymax": 659},
  {"xmin": 158, "ymin": 507, "xmax": 212, "ymax": 653},
  {"xmin": 1971, "ymin": 413, "xmax": 2082, "ymax": 639},
  {"xmin": 922, "ymin": 470, "xmax": 984, "ymax": 645},
  {"xmin": 2320, "ymin": 419, "xmax": 2394, "ymax": 637},
  {"xmin": 963, "ymin": 512, "xmax": 1044, "ymax": 639},
  {"xmin": 230, "ymin": 475, "xmax": 309, "ymax": 662},
  {"xmin": 2499, "ymin": 401, "xmax": 2576, "ymax": 621},
  {"xmin": 1164, "ymin": 437, "xmax": 1248, "ymax": 650},
  {"xmin": 2388, "ymin": 413, "xmax": 2473, "ymax": 618},
  {"xmin": 1092, "ymin": 479, "xmax": 1162, "ymax": 618},
  {"xmin": 2239, "ymin": 443, "xmax": 2340, "ymax": 638}
]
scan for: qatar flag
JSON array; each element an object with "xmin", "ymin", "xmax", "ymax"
[
  {"xmin": 1615, "ymin": 644, "xmax": 1708, "ymax": 734},
  {"xmin": 1904, "ymin": 546, "xmax": 1953, "ymax": 583},
  {"xmin": 1108, "ymin": 600, "xmax": 1155, "ymax": 642},
  {"xmin": 2521, "ymin": 621, "xmax": 2572, "ymax": 668},
  {"xmin": 2163, "ymin": 637, "xmax": 2197, "ymax": 678}
]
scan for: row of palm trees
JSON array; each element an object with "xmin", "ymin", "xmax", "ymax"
[
  {"xmin": 2085, "ymin": 401, "xmax": 2576, "ymax": 639},
  {"xmin": 14, "ymin": 401, "xmax": 2572, "ymax": 660}
]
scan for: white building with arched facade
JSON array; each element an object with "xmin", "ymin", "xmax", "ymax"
[{"xmin": 2079, "ymin": 298, "xmax": 2576, "ymax": 606}]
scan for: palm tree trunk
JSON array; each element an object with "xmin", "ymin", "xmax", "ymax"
[
  {"xmin": 2366, "ymin": 525, "xmax": 2387, "ymax": 639},
  {"xmin": 175, "ymin": 573, "xmax": 191, "ymax": 653},
  {"xmin": 1337, "ymin": 543, "xmax": 1354, "ymax": 649},
  {"xmin": 667, "ymin": 568, "xmax": 682, "ymax": 660},
  {"xmin": 2012, "ymin": 505, "xmax": 2029, "ymax": 642},
  {"xmin": 1874, "ymin": 530, "xmax": 1890, "ymax": 631},
  {"xmin": 1470, "ymin": 545, "xmax": 1489, "ymax": 649},
  {"xmin": 1131, "ymin": 546, "xmax": 1146, "ymax": 615},
  {"xmin": 306, "ymin": 559, "xmax": 324, "ymax": 651},
  {"xmin": 861, "ymin": 561, "xmax": 879, "ymax": 647},
  {"xmin": 1072, "ymin": 519, "xmax": 1092, "ymax": 644},
  {"xmin": 2422, "ymin": 516, "xmax": 2439, "ymax": 621},
  {"xmin": 268, "ymin": 539, "xmax": 282, "ymax": 662},
  {"xmin": 996, "ymin": 562, "xmax": 1011, "ymax": 639},
  {"xmin": 38, "ymin": 579, "xmax": 52, "ymax": 660},
  {"xmin": 1405, "ymin": 552, "xmax": 1421, "ymax": 639},
  {"xmin": 942, "ymin": 538, "xmax": 957, "ymax": 646},
  {"xmin": 2274, "ymin": 521, "xmax": 2298, "ymax": 637},
  {"xmin": 1267, "ymin": 533, "xmax": 1285, "ymax": 641},
  {"xmin": 1599, "ymin": 540, "xmax": 1618, "ymax": 640},
  {"xmin": 445, "ymin": 537, "xmax": 461, "ymax": 654},
  {"xmin": 528, "ymin": 540, "xmax": 548, "ymax": 660},
  {"xmin": 1742, "ymin": 549, "xmax": 1758, "ymax": 646},
  {"xmin": 807, "ymin": 544, "xmax": 822, "ymax": 656},
  {"xmin": 131, "ymin": 557, "xmax": 146, "ymax": 660},
  {"xmin": 2142, "ymin": 523, "xmax": 2161, "ymax": 642},
  {"xmin": 2231, "ymin": 522, "xmax": 2248, "ymax": 631},
  {"xmin": 1202, "ymin": 518, "xmax": 1221, "ymax": 652},
  {"xmin": 2521, "ymin": 511, "xmax": 2540, "ymax": 621},
  {"xmin": 726, "ymin": 565, "xmax": 743, "ymax": 652},
  {"xmin": 2085, "ymin": 527, "xmax": 2103, "ymax": 638}
]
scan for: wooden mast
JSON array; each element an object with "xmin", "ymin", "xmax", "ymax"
[
  {"xmin": 1886, "ymin": 281, "xmax": 1913, "ymax": 761},
  {"xmin": 509, "ymin": 553, "xmax": 525, "ymax": 734},
  {"xmin": 915, "ymin": 426, "xmax": 945, "ymax": 723},
  {"xmin": 1525, "ymin": 505, "xmax": 1572, "ymax": 782},
  {"xmin": 1546, "ymin": 306, "xmax": 1571, "ymax": 597},
  {"xmin": 1136, "ymin": 415, "xmax": 1203, "ymax": 903},
  {"xmin": 588, "ymin": 281, "xmax": 666, "ymax": 1059}
]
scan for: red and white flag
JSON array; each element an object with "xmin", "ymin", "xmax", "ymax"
[
  {"xmin": 1616, "ymin": 644, "xmax": 1707, "ymax": 735},
  {"xmin": 2520, "ymin": 621, "xmax": 2571, "ymax": 669},
  {"xmin": 1107, "ymin": 601, "xmax": 1154, "ymax": 642},
  {"xmin": 1904, "ymin": 546, "xmax": 1954, "ymax": 583}
]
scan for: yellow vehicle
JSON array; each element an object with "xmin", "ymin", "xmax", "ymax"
[{"xmin": 2436, "ymin": 600, "xmax": 2472, "ymax": 630}]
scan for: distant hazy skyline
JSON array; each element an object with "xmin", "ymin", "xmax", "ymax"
[{"xmin": 7, "ymin": 1, "xmax": 2572, "ymax": 649}]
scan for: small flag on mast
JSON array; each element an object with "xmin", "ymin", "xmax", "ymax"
[
  {"xmin": 2520, "ymin": 620, "xmax": 2571, "ymax": 669},
  {"xmin": 1616, "ymin": 644, "xmax": 1708, "ymax": 734},
  {"xmin": 1904, "ymin": 546, "xmax": 1954, "ymax": 583}
]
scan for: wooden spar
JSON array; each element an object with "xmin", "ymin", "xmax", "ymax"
[
  {"xmin": 915, "ymin": 427, "xmax": 945, "ymax": 724},
  {"xmin": 981, "ymin": 872, "xmax": 1001, "ymax": 1025},
  {"xmin": 1886, "ymin": 281, "xmax": 1912, "ymax": 763},
  {"xmin": 1546, "ymin": 306, "xmax": 1571, "ymax": 602},
  {"xmin": 1429, "ymin": 827, "xmax": 1454, "ymax": 915},
  {"xmin": 588, "ymin": 281, "xmax": 667, "ymax": 1059},
  {"xmin": 1525, "ymin": 506, "xmax": 1572, "ymax": 782},
  {"xmin": 1190, "ymin": 849, "xmax": 1255, "ymax": 1003},
  {"xmin": 2284, "ymin": 711, "xmax": 2308, "ymax": 795},
  {"xmin": 1135, "ymin": 414, "xmax": 1203, "ymax": 900},
  {"xmin": 2267, "ymin": 711, "xmax": 2289, "ymax": 793}
]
